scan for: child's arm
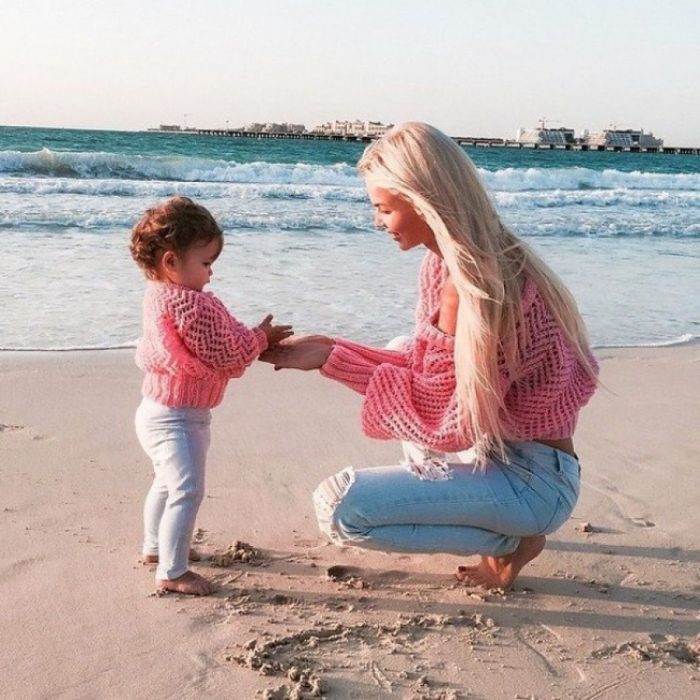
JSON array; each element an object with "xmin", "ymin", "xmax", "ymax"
[{"xmin": 179, "ymin": 294, "xmax": 291, "ymax": 376}]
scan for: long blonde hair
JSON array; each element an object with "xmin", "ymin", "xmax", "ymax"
[{"xmin": 358, "ymin": 122, "xmax": 596, "ymax": 463}]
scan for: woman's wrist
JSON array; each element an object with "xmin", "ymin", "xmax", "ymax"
[{"xmin": 318, "ymin": 343, "xmax": 334, "ymax": 367}]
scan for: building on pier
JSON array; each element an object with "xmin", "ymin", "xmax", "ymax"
[
  {"xmin": 515, "ymin": 126, "xmax": 576, "ymax": 146},
  {"xmin": 242, "ymin": 122, "xmax": 305, "ymax": 134},
  {"xmin": 514, "ymin": 124, "xmax": 665, "ymax": 150},
  {"xmin": 310, "ymin": 120, "xmax": 392, "ymax": 138},
  {"xmin": 150, "ymin": 124, "xmax": 183, "ymax": 132},
  {"xmin": 582, "ymin": 128, "xmax": 663, "ymax": 149}
]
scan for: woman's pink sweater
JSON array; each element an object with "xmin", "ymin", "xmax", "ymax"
[
  {"xmin": 321, "ymin": 253, "xmax": 598, "ymax": 452},
  {"xmin": 135, "ymin": 281, "xmax": 268, "ymax": 409}
]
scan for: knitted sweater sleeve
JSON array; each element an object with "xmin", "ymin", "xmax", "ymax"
[
  {"xmin": 320, "ymin": 339, "xmax": 408, "ymax": 393},
  {"xmin": 175, "ymin": 292, "xmax": 268, "ymax": 377},
  {"xmin": 358, "ymin": 323, "xmax": 467, "ymax": 452},
  {"xmin": 321, "ymin": 322, "xmax": 467, "ymax": 452}
]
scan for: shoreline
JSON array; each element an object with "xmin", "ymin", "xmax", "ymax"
[
  {"xmin": 2, "ymin": 333, "xmax": 698, "ymax": 354},
  {"xmin": 2, "ymin": 345, "xmax": 699, "ymax": 698}
]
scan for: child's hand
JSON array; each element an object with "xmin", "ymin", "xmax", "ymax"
[{"xmin": 258, "ymin": 314, "xmax": 294, "ymax": 347}]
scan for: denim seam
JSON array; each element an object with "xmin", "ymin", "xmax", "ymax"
[{"xmin": 535, "ymin": 496, "xmax": 565, "ymax": 536}]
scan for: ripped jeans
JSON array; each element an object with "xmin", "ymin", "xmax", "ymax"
[{"xmin": 312, "ymin": 440, "xmax": 580, "ymax": 557}]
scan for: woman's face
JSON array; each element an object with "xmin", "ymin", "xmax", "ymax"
[{"xmin": 368, "ymin": 186, "xmax": 437, "ymax": 252}]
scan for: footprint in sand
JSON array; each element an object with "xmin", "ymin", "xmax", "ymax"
[
  {"xmin": 630, "ymin": 517, "xmax": 655, "ymax": 528},
  {"xmin": 326, "ymin": 565, "xmax": 410, "ymax": 586},
  {"xmin": 326, "ymin": 565, "xmax": 363, "ymax": 581},
  {"xmin": 0, "ymin": 423, "xmax": 23, "ymax": 432}
]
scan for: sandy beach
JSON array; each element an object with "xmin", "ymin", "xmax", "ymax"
[{"xmin": 1, "ymin": 345, "xmax": 698, "ymax": 699}]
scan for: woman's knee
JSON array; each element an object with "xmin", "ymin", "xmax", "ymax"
[
  {"xmin": 385, "ymin": 335, "xmax": 411, "ymax": 351},
  {"xmin": 312, "ymin": 467, "xmax": 366, "ymax": 543}
]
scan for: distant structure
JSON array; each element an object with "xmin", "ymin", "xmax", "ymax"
[
  {"xmin": 311, "ymin": 120, "xmax": 392, "ymax": 138},
  {"xmin": 516, "ymin": 124, "xmax": 664, "ymax": 149},
  {"xmin": 516, "ymin": 126, "xmax": 576, "ymax": 146},
  {"xmin": 242, "ymin": 122, "xmax": 305, "ymax": 134},
  {"xmin": 180, "ymin": 119, "xmax": 392, "ymax": 138},
  {"xmin": 582, "ymin": 128, "xmax": 663, "ymax": 149},
  {"xmin": 147, "ymin": 120, "xmax": 697, "ymax": 154},
  {"xmin": 148, "ymin": 124, "xmax": 198, "ymax": 133}
]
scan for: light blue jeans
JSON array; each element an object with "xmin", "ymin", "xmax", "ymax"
[
  {"xmin": 312, "ymin": 440, "xmax": 580, "ymax": 557},
  {"xmin": 135, "ymin": 397, "xmax": 211, "ymax": 580}
]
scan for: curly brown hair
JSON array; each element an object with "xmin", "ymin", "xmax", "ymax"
[{"xmin": 130, "ymin": 196, "xmax": 223, "ymax": 279}]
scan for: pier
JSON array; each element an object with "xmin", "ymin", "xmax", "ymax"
[
  {"xmin": 454, "ymin": 137, "xmax": 700, "ymax": 155},
  {"xmin": 158, "ymin": 128, "xmax": 375, "ymax": 143},
  {"xmin": 147, "ymin": 128, "xmax": 700, "ymax": 155}
]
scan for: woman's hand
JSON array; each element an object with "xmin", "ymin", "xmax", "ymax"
[
  {"xmin": 284, "ymin": 334, "xmax": 335, "ymax": 347},
  {"xmin": 259, "ymin": 336, "xmax": 334, "ymax": 371},
  {"xmin": 437, "ymin": 276, "xmax": 459, "ymax": 335}
]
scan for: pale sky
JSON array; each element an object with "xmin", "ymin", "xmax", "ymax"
[{"xmin": 2, "ymin": 0, "xmax": 699, "ymax": 144}]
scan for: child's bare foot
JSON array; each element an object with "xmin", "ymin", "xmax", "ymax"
[
  {"xmin": 141, "ymin": 549, "xmax": 201, "ymax": 564},
  {"xmin": 455, "ymin": 535, "xmax": 546, "ymax": 589},
  {"xmin": 156, "ymin": 571, "xmax": 215, "ymax": 596}
]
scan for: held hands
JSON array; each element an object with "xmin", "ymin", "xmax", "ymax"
[
  {"xmin": 258, "ymin": 314, "xmax": 294, "ymax": 347},
  {"xmin": 437, "ymin": 275, "xmax": 459, "ymax": 336},
  {"xmin": 259, "ymin": 335, "xmax": 334, "ymax": 371}
]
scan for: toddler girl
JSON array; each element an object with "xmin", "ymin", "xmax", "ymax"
[{"xmin": 130, "ymin": 196, "xmax": 292, "ymax": 595}]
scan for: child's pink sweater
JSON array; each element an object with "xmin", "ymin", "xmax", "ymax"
[
  {"xmin": 321, "ymin": 252, "xmax": 598, "ymax": 452},
  {"xmin": 135, "ymin": 281, "xmax": 267, "ymax": 409}
]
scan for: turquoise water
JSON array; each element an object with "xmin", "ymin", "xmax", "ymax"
[
  {"xmin": 3, "ymin": 125, "xmax": 699, "ymax": 173},
  {"xmin": 1, "ymin": 126, "xmax": 698, "ymax": 349}
]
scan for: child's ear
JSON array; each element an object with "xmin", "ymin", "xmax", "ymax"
[{"xmin": 162, "ymin": 251, "xmax": 177, "ymax": 268}]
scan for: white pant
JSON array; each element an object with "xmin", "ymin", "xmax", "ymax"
[{"xmin": 134, "ymin": 397, "xmax": 211, "ymax": 580}]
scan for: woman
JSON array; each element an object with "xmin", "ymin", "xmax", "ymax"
[{"xmin": 261, "ymin": 122, "xmax": 598, "ymax": 588}]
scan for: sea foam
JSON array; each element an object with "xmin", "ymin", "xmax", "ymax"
[{"xmin": 3, "ymin": 149, "xmax": 700, "ymax": 193}]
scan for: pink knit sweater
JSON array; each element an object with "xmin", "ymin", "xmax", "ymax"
[
  {"xmin": 321, "ymin": 252, "xmax": 598, "ymax": 452},
  {"xmin": 135, "ymin": 282, "xmax": 268, "ymax": 409}
]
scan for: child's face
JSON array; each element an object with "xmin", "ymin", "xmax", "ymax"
[{"xmin": 167, "ymin": 238, "xmax": 222, "ymax": 291}]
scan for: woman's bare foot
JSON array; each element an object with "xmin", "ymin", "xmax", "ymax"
[
  {"xmin": 455, "ymin": 535, "xmax": 546, "ymax": 589},
  {"xmin": 156, "ymin": 570, "xmax": 215, "ymax": 596},
  {"xmin": 141, "ymin": 549, "xmax": 201, "ymax": 565}
]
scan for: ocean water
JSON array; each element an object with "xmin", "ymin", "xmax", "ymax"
[{"xmin": 1, "ymin": 125, "xmax": 698, "ymax": 350}]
